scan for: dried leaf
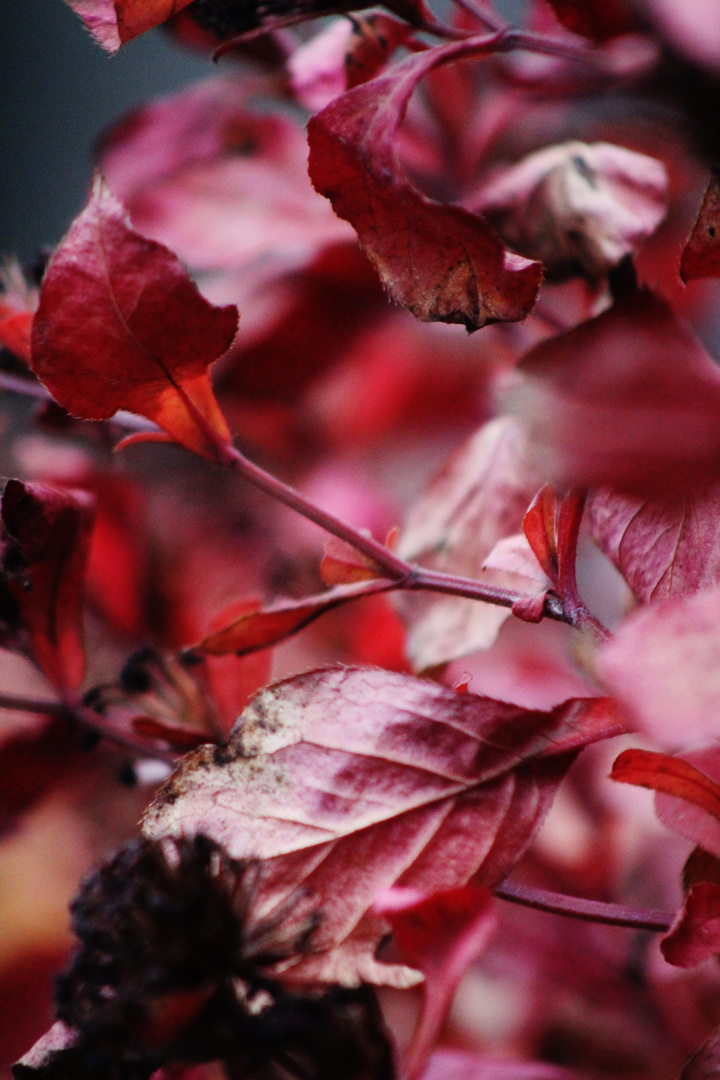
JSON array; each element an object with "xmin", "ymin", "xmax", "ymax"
[
  {"xmin": 1, "ymin": 481, "xmax": 94, "ymax": 691},
  {"xmin": 63, "ymin": 0, "xmax": 195, "ymax": 52},
  {"xmin": 476, "ymin": 141, "xmax": 667, "ymax": 280},
  {"xmin": 30, "ymin": 177, "xmax": 238, "ymax": 461},
  {"xmin": 599, "ymin": 587, "xmax": 720, "ymax": 748},
  {"xmin": 308, "ymin": 41, "xmax": 542, "ymax": 331},
  {"xmin": 395, "ymin": 417, "xmax": 544, "ymax": 670},
  {"xmin": 681, "ymin": 170, "xmax": 720, "ymax": 283},
  {"xmin": 514, "ymin": 288, "xmax": 720, "ymax": 496},
  {"xmin": 588, "ymin": 483, "xmax": 720, "ymax": 603},
  {"xmin": 144, "ymin": 666, "xmax": 624, "ymax": 987}
]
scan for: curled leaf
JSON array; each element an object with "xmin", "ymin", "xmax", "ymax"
[
  {"xmin": 308, "ymin": 41, "xmax": 542, "ymax": 331},
  {"xmin": 63, "ymin": 0, "xmax": 196, "ymax": 52},
  {"xmin": 31, "ymin": 177, "xmax": 238, "ymax": 461},
  {"xmin": 661, "ymin": 882, "xmax": 720, "ymax": 968}
]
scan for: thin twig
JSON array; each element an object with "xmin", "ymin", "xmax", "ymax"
[
  {"xmin": 0, "ymin": 371, "xmax": 155, "ymax": 432},
  {"xmin": 494, "ymin": 880, "xmax": 674, "ymax": 932}
]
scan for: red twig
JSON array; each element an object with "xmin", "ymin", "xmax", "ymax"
[{"xmin": 494, "ymin": 880, "xmax": 674, "ymax": 932}]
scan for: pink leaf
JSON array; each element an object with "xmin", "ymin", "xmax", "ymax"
[
  {"xmin": 421, "ymin": 1049, "xmax": 588, "ymax": 1080},
  {"xmin": 588, "ymin": 482, "xmax": 720, "ymax": 603},
  {"xmin": 143, "ymin": 666, "xmax": 624, "ymax": 987},
  {"xmin": 374, "ymin": 886, "xmax": 496, "ymax": 1080},
  {"xmin": 308, "ymin": 40, "xmax": 542, "ymax": 331},
  {"xmin": 514, "ymin": 288, "xmax": 720, "ymax": 495},
  {"xmin": 475, "ymin": 141, "xmax": 667, "ymax": 280},
  {"xmin": 395, "ymin": 417, "xmax": 545, "ymax": 670},
  {"xmin": 599, "ymin": 587, "xmax": 720, "ymax": 748}
]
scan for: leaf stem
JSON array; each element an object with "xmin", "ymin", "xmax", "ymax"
[
  {"xmin": 0, "ymin": 688, "xmax": 177, "ymax": 762},
  {"xmin": 494, "ymin": 880, "xmax": 673, "ymax": 931}
]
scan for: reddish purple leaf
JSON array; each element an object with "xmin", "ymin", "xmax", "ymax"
[
  {"xmin": 0, "ymin": 717, "xmax": 79, "ymax": 838},
  {"xmin": 308, "ymin": 40, "xmax": 542, "ymax": 331},
  {"xmin": 394, "ymin": 417, "xmax": 545, "ymax": 670},
  {"xmin": 514, "ymin": 288, "xmax": 720, "ymax": 495},
  {"xmin": 63, "ymin": 0, "xmax": 195, "ymax": 52},
  {"xmin": 589, "ymin": 483, "xmax": 720, "ymax": 603},
  {"xmin": 144, "ymin": 666, "xmax": 624, "ymax": 987},
  {"xmin": 1, "ymin": 481, "xmax": 94, "ymax": 692},
  {"xmin": 374, "ymin": 886, "xmax": 496, "ymax": 1079},
  {"xmin": 475, "ymin": 141, "xmax": 667, "ymax": 280},
  {"xmin": 680, "ymin": 1025, "xmax": 720, "ymax": 1080},
  {"xmin": 195, "ymin": 580, "xmax": 396, "ymax": 656},
  {"xmin": 599, "ymin": 587, "xmax": 720, "ymax": 748},
  {"xmin": 662, "ymin": 882, "xmax": 720, "ymax": 967},
  {"xmin": 31, "ymin": 177, "xmax": 238, "ymax": 461},
  {"xmin": 681, "ymin": 170, "xmax": 720, "ymax": 283}
]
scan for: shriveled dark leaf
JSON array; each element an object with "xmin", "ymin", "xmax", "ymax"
[
  {"xmin": 513, "ymin": 288, "xmax": 720, "ymax": 496},
  {"xmin": 395, "ymin": 417, "xmax": 545, "ymax": 670},
  {"xmin": 476, "ymin": 141, "xmax": 667, "ymax": 280},
  {"xmin": 681, "ymin": 169, "xmax": 720, "ymax": 283},
  {"xmin": 31, "ymin": 177, "xmax": 238, "ymax": 461},
  {"xmin": 308, "ymin": 41, "xmax": 542, "ymax": 332},
  {"xmin": 0, "ymin": 480, "xmax": 94, "ymax": 691},
  {"xmin": 144, "ymin": 666, "xmax": 624, "ymax": 987},
  {"xmin": 588, "ymin": 482, "xmax": 720, "ymax": 603}
]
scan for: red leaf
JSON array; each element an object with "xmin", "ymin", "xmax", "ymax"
[
  {"xmin": 63, "ymin": 0, "xmax": 195, "ymax": 52},
  {"xmin": 0, "ymin": 717, "xmax": 79, "ymax": 838},
  {"xmin": 395, "ymin": 417, "xmax": 545, "ymax": 670},
  {"xmin": 544, "ymin": 0, "xmax": 639, "ymax": 43},
  {"xmin": 30, "ymin": 177, "xmax": 238, "ymax": 461},
  {"xmin": 131, "ymin": 716, "xmax": 211, "ymax": 752},
  {"xmin": 598, "ymin": 587, "xmax": 720, "ymax": 748},
  {"xmin": 475, "ymin": 141, "xmax": 667, "ymax": 280},
  {"xmin": 374, "ymin": 886, "xmax": 496, "ymax": 1079},
  {"xmin": 589, "ymin": 483, "xmax": 720, "ymax": 603},
  {"xmin": 611, "ymin": 748, "xmax": 720, "ymax": 857},
  {"xmin": 308, "ymin": 41, "xmax": 542, "ymax": 332},
  {"xmin": 195, "ymin": 581, "xmax": 397, "ymax": 656},
  {"xmin": 679, "ymin": 1025, "xmax": 720, "ymax": 1080},
  {"xmin": 680, "ymin": 170, "xmax": 720, "ymax": 283},
  {"xmin": 661, "ymin": 882, "xmax": 720, "ymax": 967},
  {"xmin": 523, "ymin": 485, "xmax": 560, "ymax": 584},
  {"xmin": 514, "ymin": 288, "xmax": 720, "ymax": 495},
  {"xmin": 144, "ymin": 666, "xmax": 624, "ymax": 987},
  {"xmin": 320, "ymin": 537, "xmax": 387, "ymax": 586},
  {"xmin": 1, "ymin": 481, "xmax": 94, "ymax": 692}
]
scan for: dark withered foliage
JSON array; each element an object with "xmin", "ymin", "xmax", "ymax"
[{"xmin": 14, "ymin": 835, "xmax": 395, "ymax": 1080}]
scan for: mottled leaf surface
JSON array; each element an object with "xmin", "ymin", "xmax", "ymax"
[
  {"xmin": 31, "ymin": 177, "xmax": 238, "ymax": 461},
  {"xmin": 308, "ymin": 40, "xmax": 542, "ymax": 331},
  {"xmin": 144, "ymin": 666, "xmax": 623, "ymax": 987},
  {"xmin": 395, "ymin": 417, "xmax": 544, "ymax": 670}
]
